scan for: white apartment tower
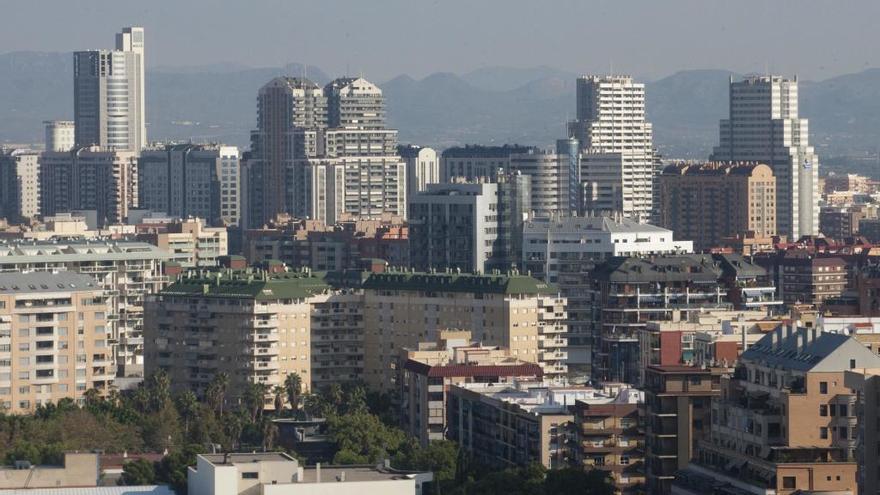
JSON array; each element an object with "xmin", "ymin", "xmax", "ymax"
[
  {"xmin": 568, "ymin": 75, "xmax": 656, "ymax": 223},
  {"xmin": 73, "ymin": 27, "xmax": 146, "ymax": 151},
  {"xmin": 44, "ymin": 121, "xmax": 75, "ymax": 152},
  {"xmin": 710, "ymin": 75, "xmax": 819, "ymax": 239}
]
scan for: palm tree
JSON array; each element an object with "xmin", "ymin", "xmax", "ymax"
[
  {"xmin": 83, "ymin": 387, "xmax": 103, "ymax": 407},
  {"xmin": 283, "ymin": 373, "xmax": 303, "ymax": 411},
  {"xmin": 261, "ymin": 418, "xmax": 278, "ymax": 451},
  {"xmin": 272, "ymin": 386, "xmax": 285, "ymax": 414},
  {"xmin": 175, "ymin": 391, "xmax": 199, "ymax": 437},
  {"xmin": 243, "ymin": 382, "xmax": 269, "ymax": 423},
  {"xmin": 207, "ymin": 372, "xmax": 229, "ymax": 416},
  {"xmin": 147, "ymin": 370, "xmax": 171, "ymax": 412}
]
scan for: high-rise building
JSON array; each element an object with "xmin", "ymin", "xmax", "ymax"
[
  {"xmin": 73, "ymin": 27, "xmax": 145, "ymax": 151},
  {"xmin": 135, "ymin": 217, "xmax": 228, "ymax": 268},
  {"xmin": 658, "ymin": 162, "xmax": 777, "ymax": 251},
  {"xmin": 139, "ymin": 144, "xmax": 241, "ymax": 226},
  {"xmin": 44, "ymin": 121, "xmax": 75, "ymax": 152},
  {"xmin": 0, "ymin": 149, "xmax": 41, "ymax": 222},
  {"xmin": 440, "ymin": 145, "xmax": 534, "ymax": 183},
  {"xmin": 568, "ymin": 76, "xmax": 655, "ymax": 222},
  {"xmin": 0, "ymin": 272, "xmax": 115, "ymax": 413},
  {"xmin": 710, "ymin": 76, "xmax": 820, "ymax": 240},
  {"xmin": 398, "ymin": 145, "xmax": 439, "ymax": 198},
  {"xmin": 246, "ymin": 77, "xmax": 406, "ymax": 226},
  {"xmin": 39, "ymin": 147, "xmax": 138, "ymax": 226}
]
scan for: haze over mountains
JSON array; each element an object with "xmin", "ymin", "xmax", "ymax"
[{"xmin": 3, "ymin": 51, "xmax": 880, "ymax": 162}]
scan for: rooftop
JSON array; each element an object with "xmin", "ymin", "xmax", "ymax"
[
  {"xmin": 454, "ymin": 381, "xmax": 641, "ymax": 415},
  {"xmin": 741, "ymin": 326, "xmax": 880, "ymax": 372},
  {"xmin": 523, "ymin": 215, "xmax": 673, "ymax": 235},
  {"xmin": 362, "ymin": 271, "xmax": 557, "ymax": 295},
  {"xmin": 0, "ymin": 240, "xmax": 170, "ymax": 263},
  {"xmin": 0, "ymin": 272, "xmax": 101, "ymax": 294},
  {"xmin": 161, "ymin": 270, "xmax": 329, "ymax": 301}
]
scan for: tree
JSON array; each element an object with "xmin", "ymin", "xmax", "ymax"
[
  {"xmin": 242, "ymin": 382, "xmax": 269, "ymax": 423},
  {"xmin": 544, "ymin": 467, "xmax": 615, "ymax": 495},
  {"xmin": 394, "ymin": 440, "xmax": 458, "ymax": 488},
  {"xmin": 272, "ymin": 386, "xmax": 285, "ymax": 414},
  {"xmin": 206, "ymin": 372, "xmax": 229, "ymax": 417},
  {"xmin": 146, "ymin": 370, "xmax": 172, "ymax": 412},
  {"xmin": 283, "ymin": 373, "xmax": 302, "ymax": 412},
  {"xmin": 261, "ymin": 418, "xmax": 278, "ymax": 450},
  {"xmin": 175, "ymin": 391, "xmax": 199, "ymax": 438},
  {"xmin": 327, "ymin": 411, "xmax": 408, "ymax": 464},
  {"xmin": 120, "ymin": 459, "xmax": 156, "ymax": 486}
]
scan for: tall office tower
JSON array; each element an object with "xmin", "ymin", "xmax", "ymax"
[
  {"xmin": 0, "ymin": 272, "xmax": 115, "ymax": 413},
  {"xmin": 0, "ymin": 149, "xmax": 41, "ymax": 221},
  {"xmin": 658, "ymin": 162, "xmax": 777, "ymax": 251},
  {"xmin": 409, "ymin": 177, "xmax": 530, "ymax": 274},
  {"xmin": 249, "ymin": 77, "xmax": 327, "ymax": 227},
  {"xmin": 568, "ymin": 75, "xmax": 655, "ymax": 222},
  {"xmin": 440, "ymin": 144, "xmax": 535, "ymax": 183},
  {"xmin": 44, "ymin": 121, "xmax": 75, "ymax": 152},
  {"xmin": 398, "ymin": 145, "xmax": 439, "ymax": 197},
  {"xmin": 39, "ymin": 147, "xmax": 138, "ymax": 226},
  {"xmin": 73, "ymin": 27, "xmax": 145, "ymax": 151},
  {"xmin": 710, "ymin": 76, "xmax": 819, "ymax": 240},
  {"xmin": 139, "ymin": 144, "xmax": 241, "ymax": 226}
]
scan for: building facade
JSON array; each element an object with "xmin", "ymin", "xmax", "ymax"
[
  {"xmin": 710, "ymin": 76, "xmax": 820, "ymax": 240},
  {"xmin": 398, "ymin": 145, "xmax": 439, "ymax": 198},
  {"xmin": 44, "ymin": 120, "xmax": 75, "ymax": 152}
]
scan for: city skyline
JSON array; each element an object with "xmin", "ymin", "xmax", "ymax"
[{"xmin": 2, "ymin": 0, "xmax": 879, "ymax": 82}]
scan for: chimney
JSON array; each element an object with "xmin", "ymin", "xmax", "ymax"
[
  {"xmin": 316, "ymin": 463, "xmax": 321, "ymax": 483},
  {"xmin": 797, "ymin": 328, "xmax": 808, "ymax": 353},
  {"xmin": 774, "ymin": 326, "xmax": 784, "ymax": 350}
]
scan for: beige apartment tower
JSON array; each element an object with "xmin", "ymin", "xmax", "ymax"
[
  {"xmin": 0, "ymin": 272, "xmax": 114, "ymax": 414},
  {"xmin": 658, "ymin": 162, "xmax": 776, "ymax": 250}
]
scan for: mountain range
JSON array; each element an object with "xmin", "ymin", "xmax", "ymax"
[{"xmin": 2, "ymin": 52, "xmax": 880, "ymax": 168}]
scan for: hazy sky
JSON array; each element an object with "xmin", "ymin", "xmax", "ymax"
[{"xmin": 5, "ymin": 0, "xmax": 879, "ymax": 81}]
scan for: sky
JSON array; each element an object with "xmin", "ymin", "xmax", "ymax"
[{"xmin": 4, "ymin": 0, "xmax": 880, "ymax": 82}]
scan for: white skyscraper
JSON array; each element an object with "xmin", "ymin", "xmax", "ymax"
[
  {"xmin": 568, "ymin": 75, "xmax": 656, "ymax": 223},
  {"xmin": 74, "ymin": 27, "xmax": 146, "ymax": 151},
  {"xmin": 710, "ymin": 76, "xmax": 819, "ymax": 239},
  {"xmin": 44, "ymin": 120, "xmax": 75, "ymax": 152}
]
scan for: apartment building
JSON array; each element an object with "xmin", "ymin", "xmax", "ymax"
[
  {"xmin": 44, "ymin": 120, "xmax": 75, "ymax": 153},
  {"xmin": 360, "ymin": 270, "xmax": 567, "ymax": 392},
  {"xmin": 409, "ymin": 178, "xmax": 530, "ymax": 274},
  {"xmin": 309, "ymin": 290, "xmax": 364, "ymax": 391},
  {"xmin": 39, "ymin": 147, "xmax": 139, "ymax": 226},
  {"xmin": 187, "ymin": 453, "xmax": 432, "ymax": 495},
  {"xmin": 398, "ymin": 331, "xmax": 543, "ymax": 446},
  {"xmin": 0, "ymin": 149, "xmax": 40, "ymax": 223},
  {"xmin": 643, "ymin": 365, "xmax": 725, "ymax": 495},
  {"xmin": 440, "ymin": 144, "xmax": 535, "ymax": 182},
  {"xmin": 507, "ymin": 151, "xmax": 571, "ymax": 216},
  {"xmin": 776, "ymin": 252, "xmax": 848, "ymax": 307},
  {"xmin": 0, "ymin": 272, "xmax": 114, "ymax": 413},
  {"xmin": 139, "ymin": 144, "xmax": 241, "ymax": 226},
  {"xmin": 243, "ymin": 216, "xmax": 408, "ymax": 271},
  {"xmin": 673, "ymin": 327, "xmax": 879, "ymax": 495},
  {"xmin": 398, "ymin": 145, "xmax": 439, "ymax": 198},
  {"xmin": 589, "ymin": 254, "xmax": 773, "ymax": 384},
  {"xmin": 820, "ymin": 205, "xmax": 865, "ymax": 241},
  {"xmin": 144, "ymin": 270, "xmax": 330, "ymax": 402},
  {"xmin": 0, "ymin": 240, "xmax": 170, "ymax": 377},
  {"xmin": 522, "ymin": 215, "xmax": 691, "ymax": 375},
  {"xmin": 658, "ymin": 162, "xmax": 777, "ymax": 251},
  {"xmin": 136, "ymin": 217, "xmax": 228, "ymax": 268},
  {"xmin": 573, "ymin": 388, "xmax": 645, "ymax": 494},
  {"xmin": 845, "ymin": 367, "xmax": 880, "ymax": 495}
]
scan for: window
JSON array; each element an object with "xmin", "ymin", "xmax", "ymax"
[
  {"xmin": 851, "ymin": 359, "xmax": 857, "ymax": 369},
  {"xmin": 820, "ymin": 405, "xmax": 828, "ymax": 416},
  {"xmin": 820, "ymin": 381, "xmax": 828, "ymax": 394},
  {"xmin": 242, "ymin": 472, "xmax": 258, "ymax": 479},
  {"xmin": 820, "ymin": 427, "xmax": 828, "ymax": 439},
  {"xmin": 783, "ymin": 477, "xmax": 796, "ymax": 489}
]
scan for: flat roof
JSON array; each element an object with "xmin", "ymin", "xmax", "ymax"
[
  {"xmin": 0, "ymin": 272, "xmax": 101, "ymax": 294},
  {"xmin": 201, "ymin": 453, "xmax": 292, "ymax": 465},
  {"xmin": 300, "ymin": 466, "xmax": 417, "ymax": 483}
]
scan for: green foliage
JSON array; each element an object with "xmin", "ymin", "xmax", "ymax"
[
  {"xmin": 393, "ymin": 440, "xmax": 458, "ymax": 484},
  {"xmin": 327, "ymin": 411, "xmax": 409, "ymax": 464},
  {"xmin": 120, "ymin": 459, "xmax": 156, "ymax": 486}
]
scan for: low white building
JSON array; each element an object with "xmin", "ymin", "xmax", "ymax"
[{"xmin": 188, "ymin": 453, "xmax": 432, "ymax": 495}]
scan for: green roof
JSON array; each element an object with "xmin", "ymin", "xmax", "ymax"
[
  {"xmin": 361, "ymin": 271, "xmax": 557, "ymax": 295},
  {"xmin": 162, "ymin": 271, "xmax": 329, "ymax": 301}
]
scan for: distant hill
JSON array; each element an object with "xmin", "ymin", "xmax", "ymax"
[{"xmin": 0, "ymin": 51, "xmax": 877, "ymax": 164}]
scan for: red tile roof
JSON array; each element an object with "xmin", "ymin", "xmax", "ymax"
[{"xmin": 403, "ymin": 359, "xmax": 543, "ymax": 378}]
